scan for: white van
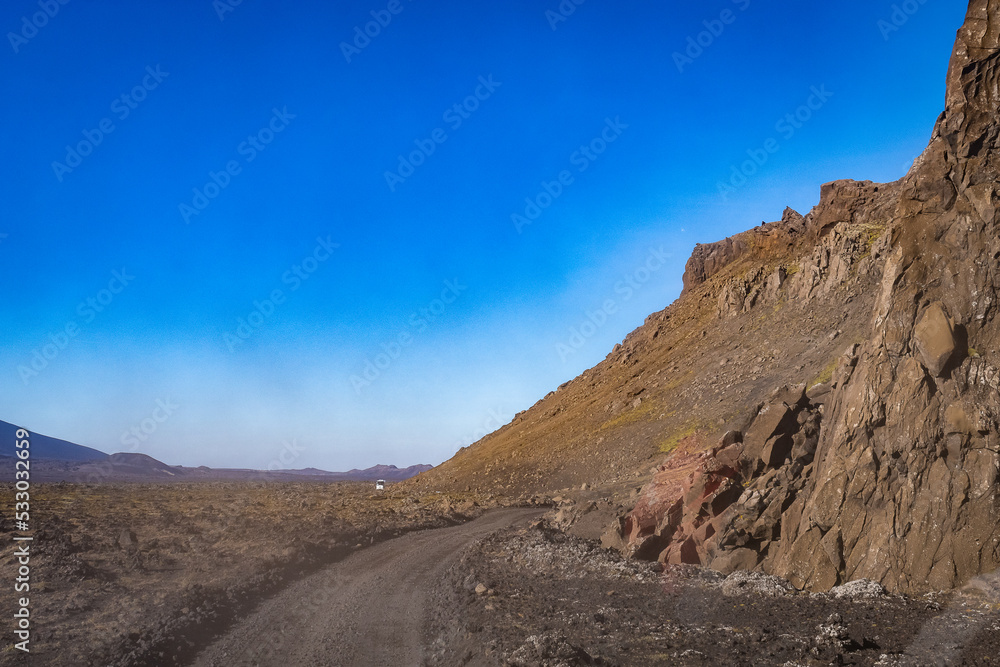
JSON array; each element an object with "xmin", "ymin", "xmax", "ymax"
[{"xmin": 375, "ymin": 479, "xmax": 385, "ymax": 491}]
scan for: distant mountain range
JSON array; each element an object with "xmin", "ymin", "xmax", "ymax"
[
  {"xmin": 0, "ymin": 419, "xmax": 431, "ymax": 483},
  {"xmin": 0, "ymin": 419, "xmax": 110, "ymax": 461},
  {"xmin": 337, "ymin": 464, "xmax": 434, "ymax": 482}
]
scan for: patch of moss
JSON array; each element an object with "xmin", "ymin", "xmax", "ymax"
[
  {"xmin": 809, "ymin": 359, "xmax": 839, "ymax": 389},
  {"xmin": 658, "ymin": 421, "xmax": 703, "ymax": 454},
  {"xmin": 969, "ymin": 347, "xmax": 981, "ymax": 358},
  {"xmin": 857, "ymin": 222, "xmax": 887, "ymax": 259},
  {"xmin": 599, "ymin": 400, "xmax": 657, "ymax": 432}
]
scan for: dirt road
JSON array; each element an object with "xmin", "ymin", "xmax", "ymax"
[{"xmin": 189, "ymin": 508, "xmax": 540, "ymax": 667}]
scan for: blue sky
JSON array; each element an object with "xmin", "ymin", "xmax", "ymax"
[{"xmin": 0, "ymin": 0, "xmax": 967, "ymax": 470}]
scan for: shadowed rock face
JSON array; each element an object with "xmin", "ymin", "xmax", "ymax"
[
  {"xmin": 768, "ymin": 0, "xmax": 1000, "ymax": 594},
  {"xmin": 782, "ymin": 0, "xmax": 1000, "ymax": 593},
  {"xmin": 628, "ymin": 0, "xmax": 1000, "ymax": 594}
]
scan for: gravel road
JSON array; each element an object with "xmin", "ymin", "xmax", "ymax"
[{"xmin": 189, "ymin": 508, "xmax": 541, "ymax": 667}]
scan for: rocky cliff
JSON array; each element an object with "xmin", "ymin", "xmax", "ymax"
[
  {"xmin": 411, "ymin": 1, "xmax": 1000, "ymax": 594},
  {"xmin": 756, "ymin": 0, "xmax": 1000, "ymax": 593}
]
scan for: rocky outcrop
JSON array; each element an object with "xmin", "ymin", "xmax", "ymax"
[
  {"xmin": 619, "ymin": 381, "xmax": 827, "ymax": 572},
  {"xmin": 713, "ymin": 215, "xmax": 891, "ymax": 318},
  {"xmin": 683, "ymin": 236, "xmax": 749, "ymax": 294},
  {"xmin": 682, "ymin": 207, "xmax": 815, "ymax": 295},
  {"xmin": 624, "ymin": 439, "xmax": 745, "ymax": 564},
  {"xmin": 622, "ymin": 1, "xmax": 1000, "ymax": 594}
]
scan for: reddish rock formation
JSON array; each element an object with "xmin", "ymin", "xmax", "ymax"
[{"xmin": 623, "ymin": 437, "xmax": 745, "ymax": 564}]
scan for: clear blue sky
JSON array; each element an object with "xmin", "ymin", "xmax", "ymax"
[{"xmin": 0, "ymin": 0, "xmax": 967, "ymax": 469}]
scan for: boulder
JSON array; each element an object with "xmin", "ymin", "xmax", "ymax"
[
  {"xmin": 913, "ymin": 301, "xmax": 958, "ymax": 376},
  {"xmin": 712, "ymin": 547, "xmax": 760, "ymax": 574},
  {"xmin": 760, "ymin": 433, "xmax": 795, "ymax": 470},
  {"xmin": 622, "ymin": 442, "xmax": 745, "ymax": 565}
]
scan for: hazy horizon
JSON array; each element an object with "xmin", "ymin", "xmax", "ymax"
[{"xmin": 0, "ymin": 0, "xmax": 966, "ymax": 470}]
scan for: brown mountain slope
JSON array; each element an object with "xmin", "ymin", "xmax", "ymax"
[
  {"xmin": 411, "ymin": 1, "xmax": 1000, "ymax": 595},
  {"xmin": 412, "ymin": 192, "xmax": 891, "ymax": 496}
]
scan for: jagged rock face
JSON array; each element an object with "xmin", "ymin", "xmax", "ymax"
[
  {"xmin": 683, "ymin": 207, "xmax": 809, "ymax": 295},
  {"xmin": 764, "ymin": 0, "xmax": 1000, "ymax": 593},
  {"xmin": 621, "ymin": 1, "xmax": 1000, "ymax": 594},
  {"xmin": 622, "ymin": 439, "xmax": 746, "ymax": 564},
  {"xmin": 684, "ymin": 236, "xmax": 749, "ymax": 294}
]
